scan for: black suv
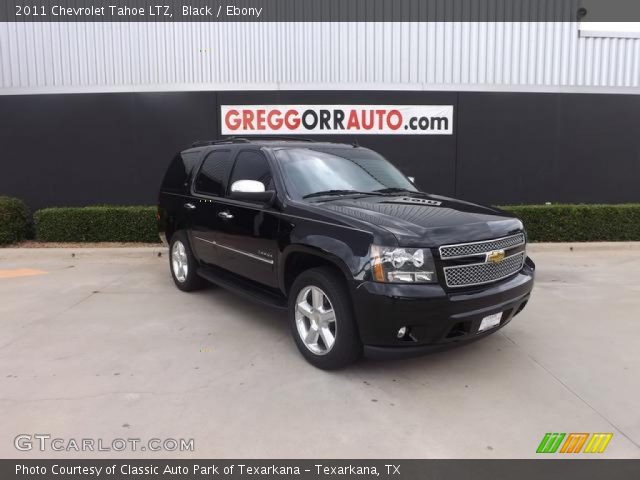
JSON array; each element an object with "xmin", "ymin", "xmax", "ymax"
[{"xmin": 158, "ymin": 138, "xmax": 534, "ymax": 369}]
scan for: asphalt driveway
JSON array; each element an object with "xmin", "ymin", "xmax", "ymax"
[{"xmin": 1, "ymin": 244, "xmax": 639, "ymax": 458}]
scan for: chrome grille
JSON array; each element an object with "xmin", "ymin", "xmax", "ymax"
[
  {"xmin": 443, "ymin": 251, "xmax": 526, "ymax": 288},
  {"xmin": 439, "ymin": 233, "xmax": 525, "ymax": 259}
]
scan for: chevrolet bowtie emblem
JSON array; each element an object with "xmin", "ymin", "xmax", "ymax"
[{"xmin": 486, "ymin": 249, "xmax": 505, "ymax": 264}]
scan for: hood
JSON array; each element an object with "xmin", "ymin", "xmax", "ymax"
[{"xmin": 313, "ymin": 193, "xmax": 523, "ymax": 247}]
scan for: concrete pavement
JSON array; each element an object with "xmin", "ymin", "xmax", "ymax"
[{"xmin": 1, "ymin": 244, "xmax": 639, "ymax": 458}]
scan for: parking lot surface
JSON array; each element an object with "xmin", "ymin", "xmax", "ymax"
[{"xmin": 1, "ymin": 244, "xmax": 639, "ymax": 459}]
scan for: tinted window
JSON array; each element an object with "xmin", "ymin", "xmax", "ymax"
[
  {"xmin": 194, "ymin": 150, "xmax": 234, "ymax": 196},
  {"xmin": 228, "ymin": 150, "xmax": 274, "ymax": 192},
  {"xmin": 161, "ymin": 152, "xmax": 200, "ymax": 192}
]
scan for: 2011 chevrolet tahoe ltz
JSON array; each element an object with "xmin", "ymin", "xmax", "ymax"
[{"xmin": 158, "ymin": 138, "xmax": 534, "ymax": 369}]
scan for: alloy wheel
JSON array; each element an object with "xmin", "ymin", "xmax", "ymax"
[
  {"xmin": 171, "ymin": 240, "xmax": 189, "ymax": 283},
  {"xmin": 295, "ymin": 286, "xmax": 337, "ymax": 355}
]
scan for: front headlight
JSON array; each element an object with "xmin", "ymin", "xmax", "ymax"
[{"xmin": 370, "ymin": 245, "xmax": 437, "ymax": 283}]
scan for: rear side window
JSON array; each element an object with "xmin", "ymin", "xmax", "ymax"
[
  {"xmin": 194, "ymin": 150, "xmax": 234, "ymax": 196},
  {"xmin": 228, "ymin": 150, "xmax": 274, "ymax": 192},
  {"xmin": 161, "ymin": 152, "xmax": 200, "ymax": 193}
]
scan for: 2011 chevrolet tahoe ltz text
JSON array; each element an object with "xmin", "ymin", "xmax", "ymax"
[{"xmin": 157, "ymin": 138, "xmax": 534, "ymax": 369}]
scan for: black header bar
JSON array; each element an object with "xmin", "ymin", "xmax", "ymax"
[
  {"xmin": 3, "ymin": 459, "xmax": 640, "ymax": 480},
  {"xmin": 3, "ymin": 0, "xmax": 640, "ymax": 22}
]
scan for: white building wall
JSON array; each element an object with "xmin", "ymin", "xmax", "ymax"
[{"xmin": 1, "ymin": 22, "xmax": 639, "ymax": 94}]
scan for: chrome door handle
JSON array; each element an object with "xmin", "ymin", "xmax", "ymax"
[
  {"xmin": 218, "ymin": 211, "xmax": 234, "ymax": 220},
  {"xmin": 184, "ymin": 203, "xmax": 196, "ymax": 210}
]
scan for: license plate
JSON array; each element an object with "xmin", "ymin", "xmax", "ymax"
[{"xmin": 479, "ymin": 312, "xmax": 502, "ymax": 332}]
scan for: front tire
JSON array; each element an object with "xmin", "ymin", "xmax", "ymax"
[
  {"xmin": 288, "ymin": 267, "xmax": 362, "ymax": 369},
  {"xmin": 169, "ymin": 231, "xmax": 205, "ymax": 291}
]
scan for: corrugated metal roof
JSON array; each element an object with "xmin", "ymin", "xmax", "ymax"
[{"xmin": 1, "ymin": 22, "xmax": 639, "ymax": 94}]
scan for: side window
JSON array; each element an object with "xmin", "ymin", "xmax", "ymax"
[
  {"xmin": 194, "ymin": 150, "xmax": 234, "ymax": 196},
  {"xmin": 161, "ymin": 152, "xmax": 200, "ymax": 192},
  {"xmin": 228, "ymin": 150, "xmax": 274, "ymax": 193}
]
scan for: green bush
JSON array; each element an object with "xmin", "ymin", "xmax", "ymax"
[
  {"xmin": 0, "ymin": 196, "xmax": 30, "ymax": 245},
  {"xmin": 34, "ymin": 206, "xmax": 159, "ymax": 243},
  {"xmin": 501, "ymin": 204, "xmax": 640, "ymax": 242},
  {"xmin": 28, "ymin": 203, "xmax": 640, "ymax": 244}
]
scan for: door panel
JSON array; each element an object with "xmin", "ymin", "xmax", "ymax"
[
  {"xmin": 214, "ymin": 202, "xmax": 280, "ymax": 287},
  {"xmin": 188, "ymin": 149, "xmax": 235, "ymax": 265},
  {"xmin": 189, "ymin": 198, "xmax": 220, "ymax": 265},
  {"xmin": 214, "ymin": 149, "xmax": 279, "ymax": 287}
]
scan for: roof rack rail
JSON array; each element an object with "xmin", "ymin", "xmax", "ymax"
[
  {"xmin": 190, "ymin": 137, "xmax": 251, "ymax": 147},
  {"xmin": 239, "ymin": 136, "xmax": 315, "ymax": 142},
  {"xmin": 190, "ymin": 136, "xmax": 315, "ymax": 147}
]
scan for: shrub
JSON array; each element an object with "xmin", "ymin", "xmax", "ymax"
[
  {"xmin": 28, "ymin": 203, "xmax": 640, "ymax": 244},
  {"xmin": 0, "ymin": 196, "xmax": 30, "ymax": 245},
  {"xmin": 34, "ymin": 206, "xmax": 159, "ymax": 243},
  {"xmin": 500, "ymin": 204, "xmax": 640, "ymax": 242}
]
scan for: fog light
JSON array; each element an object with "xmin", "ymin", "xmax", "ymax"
[{"xmin": 397, "ymin": 326, "xmax": 407, "ymax": 339}]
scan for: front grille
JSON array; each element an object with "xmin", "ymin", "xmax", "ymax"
[
  {"xmin": 443, "ymin": 251, "xmax": 526, "ymax": 288},
  {"xmin": 439, "ymin": 233, "xmax": 525, "ymax": 259}
]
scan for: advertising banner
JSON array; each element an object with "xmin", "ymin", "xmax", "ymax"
[{"xmin": 221, "ymin": 105, "xmax": 454, "ymax": 135}]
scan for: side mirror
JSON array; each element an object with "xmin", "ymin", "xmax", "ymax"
[
  {"xmin": 407, "ymin": 176, "xmax": 416, "ymax": 184},
  {"xmin": 229, "ymin": 180, "xmax": 275, "ymax": 204}
]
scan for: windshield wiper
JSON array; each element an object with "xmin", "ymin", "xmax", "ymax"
[
  {"xmin": 373, "ymin": 187, "xmax": 415, "ymax": 195},
  {"xmin": 302, "ymin": 189, "xmax": 374, "ymax": 199}
]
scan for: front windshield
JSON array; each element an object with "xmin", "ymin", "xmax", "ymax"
[{"xmin": 275, "ymin": 147, "xmax": 417, "ymax": 200}]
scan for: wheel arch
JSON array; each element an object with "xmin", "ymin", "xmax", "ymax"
[
  {"xmin": 164, "ymin": 213, "xmax": 191, "ymax": 246},
  {"xmin": 279, "ymin": 245, "xmax": 355, "ymax": 296}
]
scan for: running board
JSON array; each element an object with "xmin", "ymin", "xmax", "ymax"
[{"xmin": 196, "ymin": 266, "xmax": 287, "ymax": 310}]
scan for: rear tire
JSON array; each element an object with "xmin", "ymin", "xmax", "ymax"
[
  {"xmin": 288, "ymin": 267, "xmax": 362, "ymax": 369},
  {"xmin": 169, "ymin": 231, "xmax": 205, "ymax": 291}
]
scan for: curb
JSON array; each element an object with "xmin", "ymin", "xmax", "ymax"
[
  {"xmin": 2, "ymin": 243, "xmax": 640, "ymax": 259},
  {"xmin": 527, "ymin": 242, "xmax": 640, "ymax": 252},
  {"xmin": 0, "ymin": 246, "xmax": 168, "ymax": 260}
]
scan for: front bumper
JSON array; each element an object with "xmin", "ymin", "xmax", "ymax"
[{"xmin": 352, "ymin": 257, "xmax": 535, "ymax": 357}]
